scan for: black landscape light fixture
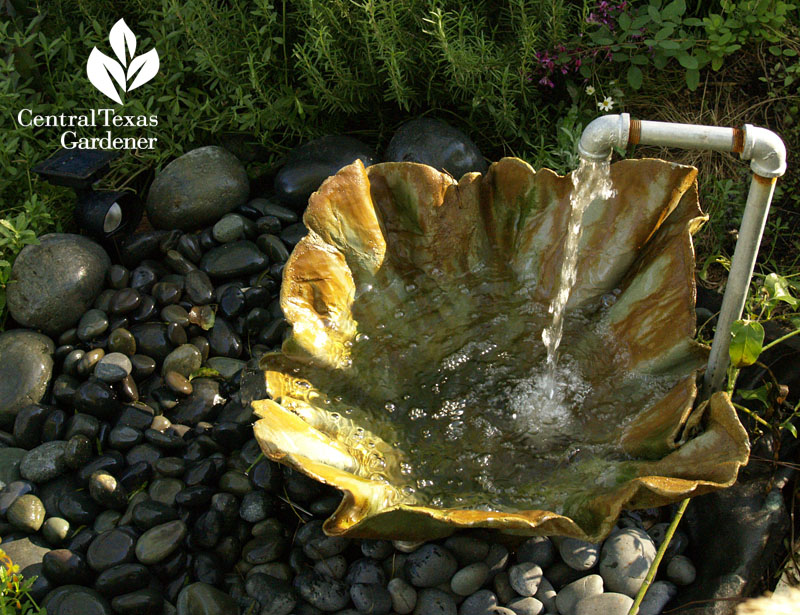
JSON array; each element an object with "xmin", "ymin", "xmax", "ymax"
[{"xmin": 32, "ymin": 148, "xmax": 143, "ymax": 241}]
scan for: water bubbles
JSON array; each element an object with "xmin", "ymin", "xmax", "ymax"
[
  {"xmin": 355, "ymin": 333, "xmax": 370, "ymax": 342},
  {"xmin": 408, "ymin": 407, "xmax": 425, "ymax": 420},
  {"xmin": 394, "ymin": 310, "xmax": 405, "ymax": 319},
  {"xmin": 400, "ymin": 462, "xmax": 413, "ymax": 476},
  {"xmin": 405, "ymin": 283, "xmax": 417, "ymax": 292},
  {"xmin": 384, "ymin": 402, "xmax": 397, "ymax": 414}
]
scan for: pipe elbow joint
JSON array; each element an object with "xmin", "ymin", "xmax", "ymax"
[
  {"xmin": 578, "ymin": 113, "xmax": 630, "ymax": 161},
  {"xmin": 742, "ymin": 125, "xmax": 787, "ymax": 178}
]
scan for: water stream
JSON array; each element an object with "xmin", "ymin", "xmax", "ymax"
[{"xmin": 541, "ymin": 157, "xmax": 614, "ymax": 398}]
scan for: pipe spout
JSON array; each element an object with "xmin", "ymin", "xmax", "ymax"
[
  {"xmin": 742, "ymin": 125, "xmax": 787, "ymax": 178},
  {"xmin": 578, "ymin": 113, "xmax": 631, "ymax": 161}
]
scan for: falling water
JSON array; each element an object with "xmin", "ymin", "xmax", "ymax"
[{"xmin": 541, "ymin": 157, "xmax": 614, "ymax": 397}]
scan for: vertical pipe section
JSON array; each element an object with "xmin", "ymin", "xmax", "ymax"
[
  {"xmin": 704, "ymin": 174, "xmax": 777, "ymax": 394},
  {"xmin": 578, "ymin": 115, "xmax": 786, "ymax": 397}
]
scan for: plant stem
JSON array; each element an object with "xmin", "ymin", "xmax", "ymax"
[
  {"xmin": 628, "ymin": 497, "xmax": 691, "ymax": 615},
  {"xmin": 733, "ymin": 401, "xmax": 773, "ymax": 429},
  {"xmin": 762, "ymin": 327, "xmax": 800, "ymax": 353}
]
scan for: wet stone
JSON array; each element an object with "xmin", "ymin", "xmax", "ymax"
[
  {"xmin": 184, "ymin": 270, "xmax": 214, "ymax": 305},
  {"xmin": 108, "ymin": 328, "xmax": 137, "ymax": 356},
  {"xmin": 245, "ymin": 573, "xmax": 296, "ymax": 614},
  {"xmin": 176, "ymin": 582, "xmax": 239, "ymax": 615},
  {"xmin": 8, "ymin": 234, "xmax": 110, "ymax": 335},
  {"xmin": 560, "ymin": 538, "xmax": 600, "ymax": 572},
  {"xmin": 0, "ymin": 447, "xmax": 27, "ymax": 484},
  {"xmin": 146, "ymin": 146, "xmax": 249, "ymax": 231},
  {"xmin": 405, "ymin": 544, "xmax": 458, "ymax": 588},
  {"xmin": 77, "ymin": 452, "xmax": 125, "ymax": 484},
  {"xmin": 534, "ymin": 577, "xmax": 557, "ymax": 613},
  {"xmin": 42, "ymin": 585, "xmax": 113, "ymax": 615},
  {"xmin": 346, "ymin": 558, "xmax": 386, "ymax": 586},
  {"xmin": 162, "ymin": 344, "xmax": 202, "ymax": 377},
  {"xmin": 94, "ymin": 352, "xmax": 133, "ymax": 383},
  {"xmin": 638, "ymin": 580, "xmax": 677, "ymax": 615},
  {"xmin": 20, "ymin": 440, "xmax": 68, "ymax": 483},
  {"xmin": 165, "ymin": 371, "xmax": 193, "ymax": 396},
  {"xmin": 87, "ymin": 528, "xmax": 137, "ymax": 572},
  {"xmin": 89, "ymin": 471, "xmax": 128, "ymax": 510},
  {"xmin": 135, "ymin": 519, "xmax": 187, "ymax": 565},
  {"xmin": 64, "ymin": 434, "xmax": 93, "ymax": 469},
  {"xmin": 451, "ymin": 562, "xmax": 489, "ymax": 596},
  {"xmin": 574, "ymin": 592, "xmax": 634, "ymax": 615},
  {"xmin": 0, "ymin": 330, "xmax": 55, "ymax": 429},
  {"xmin": 110, "ymin": 288, "xmax": 142, "ymax": 314},
  {"xmin": 151, "ymin": 281, "xmax": 182, "ymax": 306},
  {"xmin": 414, "ymin": 588, "xmax": 456, "ymax": 615},
  {"xmin": 178, "ymin": 233, "xmax": 203, "ymax": 263},
  {"xmin": 294, "ymin": 571, "xmax": 349, "ymax": 612},
  {"xmin": 42, "ymin": 549, "xmax": 92, "ymax": 585},
  {"xmin": 517, "ymin": 536, "xmax": 556, "ymax": 568},
  {"xmin": 130, "ymin": 295, "xmax": 156, "ymax": 323},
  {"xmin": 351, "ymin": 582, "xmax": 392, "ymax": 615},
  {"xmin": 132, "ymin": 500, "xmax": 179, "ymax": 530},
  {"xmin": 78, "ymin": 348, "xmax": 105, "ymax": 376},
  {"xmin": 599, "ymin": 527, "xmax": 657, "ymax": 597},
  {"xmin": 388, "ymin": 578, "xmax": 417, "ymax": 614},
  {"xmin": 73, "ymin": 378, "xmax": 119, "ymax": 418},
  {"xmin": 213, "ymin": 214, "xmax": 247, "ymax": 243},
  {"xmin": 7, "ymin": 493, "xmax": 45, "ymax": 532},
  {"xmin": 110, "ymin": 588, "xmax": 163, "ymax": 615},
  {"xmin": 108, "ymin": 425, "xmax": 143, "ymax": 450},
  {"xmin": 274, "ymin": 135, "xmax": 376, "ymax": 208},
  {"xmin": 279, "ymin": 222, "xmax": 307, "ymax": 246},
  {"xmin": 148, "ymin": 477, "xmax": 184, "ymax": 506},
  {"xmin": 505, "ymin": 596, "xmax": 544, "ymax": 615},
  {"xmin": 207, "ymin": 317, "xmax": 243, "ymax": 356},
  {"xmin": 256, "ymin": 215, "xmax": 282, "ymax": 235},
  {"xmin": 131, "ymin": 355, "xmax": 157, "ymax": 380},
  {"xmin": 118, "ymin": 461, "xmax": 152, "ymax": 493},
  {"xmin": 167, "ymin": 379, "xmax": 224, "ymax": 425},
  {"xmin": 131, "ymin": 324, "xmax": 172, "ymax": 363},
  {"xmin": 200, "ymin": 240, "xmax": 268, "ymax": 280},
  {"xmin": 42, "ymin": 517, "xmax": 70, "ymax": 546},
  {"xmin": 167, "ymin": 321, "xmax": 188, "ymax": 347},
  {"xmin": 192, "ymin": 551, "xmax": 224, "ymax": 586},
  {"xmin": 206, "ymin": 357, "xmax": 245, "ymax": 381},
  {"xmin": 257, "ymin": 234, "xmax": 290, "ymax": 263},
  {"xmin": 59, "ymin": 489, "xmax": 100, "ymax": 525},
  {"xmin": 219, "ymin": 286, "xmax": 246, "ymax": 318},
  {"xmin": 63, "ymin": 349, "xmax": 85, "ymax": 377},
  {"xmin": 666, "ymin": 554, "xmax": 696, "ymax": 585},
  {"xmin": 508, "ymin": 562, "xmax": 543, "ymax": 597},
  {"xmin": 94, "ymin": 563, "xmax": 151, "ymax": 596},
  {"xmin": 242, "ymin": 532, "xmax": 289, "ymax": 565},
  {"xmin": 161, "ymin": 304, "xmax": 190, "ymax": 326},
  {"xmin": 555, "ymin": 574, "xmax": 604, "ymax": 615},
  {"xmin": 105, "ymin": 264, "xmax": 128, "ymax": 288},
  {"xmin": 385, "ymin": 118, "xmax": 487, "ymax": 178}
]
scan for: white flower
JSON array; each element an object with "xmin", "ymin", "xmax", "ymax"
[
  {"xmin": 585, "ymin": 85, "xmax": 595, "ymax": 95},
  {"xmin": 597, "ymin": 96, "xmax": 615, "ymax": 112}
]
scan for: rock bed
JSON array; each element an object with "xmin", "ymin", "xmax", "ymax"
[{"xmin": 0, "ymin": 128, "xmax": 700, "ymax": 615}]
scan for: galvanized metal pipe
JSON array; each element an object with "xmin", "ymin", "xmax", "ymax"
[{"xmin": 577, "ymin": 114, "xmax": 786, "ymax": 396}]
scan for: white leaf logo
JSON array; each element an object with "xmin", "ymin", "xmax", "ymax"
[{"xmin": 87, "ymin": 18, "xmax": 159, "ymax": 104}]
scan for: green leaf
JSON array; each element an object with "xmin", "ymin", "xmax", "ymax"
[
  {"xmin": 632, "ymin": 54, "xmax": 649, "ymax": 65},
  {"xmin": 657, "ymin": 39, "xmax": 680, "ymax": 49},
  {"xmin": 685, "ymin": 68, "xmax": 700, "ymax": 90},
  {"xmin": 769, "ymin": 45, "xmax": 783, "ymax": 56},
  {"xmin": 729, "ymin": 320, "xmax": 765, "ymax": 368},
  {"xmin": 678, "ymin": 52, "xmax": 698, "ymax": 69},
  {"xmin": 738, "ymin": 385, "xmax": 770, "ymax": 408},
  {"xmin": 782, "ymin": 421, "xmax": 798, "ymax": 438},
  {"xmin": 627, "ymin": 65, "xmax": 643, "ymax": 89},
  {"xmin": 618, "ymin": 12, "xmax": 632, "ymax": 30},
  {"xmin": 662, "ymin": 0, "xmax": 686, "ymax": 20},
  {"xmin": 655, "ymin": 26, "xmax": 676, "ymax": 40},
  {"xmin": 784, "ymin": 49, "xmax": 798, "ymax": 57},
  {"xmin": 764, "ymin": 273, "xmax": 799, "ymax": 307}
]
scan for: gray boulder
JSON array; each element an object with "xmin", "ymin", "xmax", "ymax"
[{"xmin": 146, "ymin": 146, "xmax": 249, "ymax": 230}]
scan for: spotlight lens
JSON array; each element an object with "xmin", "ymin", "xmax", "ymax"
[{"xmin": 104, "ymin": 202, "xmax": 122, "ymax": 233}]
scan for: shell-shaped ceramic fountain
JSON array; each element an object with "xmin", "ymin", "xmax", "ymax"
[{"xmin": 252, "ymin": 157, "xmax": 749, "ymax": 542}]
